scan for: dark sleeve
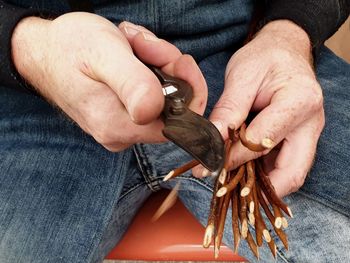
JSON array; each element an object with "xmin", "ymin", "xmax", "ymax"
[
  {"xmin": 259, "ymin": 0, "xmax": 350, "ymax": 51},
  {"xmin": 0, "ymin": 1, "xmax": 54, "ymax": 92}
]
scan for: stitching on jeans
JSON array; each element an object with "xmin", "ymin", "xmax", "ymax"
[
  {"xmin": 118, "ymin": 182, "xmax": 148, "ymax": 201},
  {"xmin": 276, "ymin": 248, "xmax": 291, "ymax": 263},
  {"xmin": 158, "ymin": 174, "xmax": 215, "ymax": 192},
  {"xmin": 133, "ymin": 144, "xmax": 160, "ymax": 192}
]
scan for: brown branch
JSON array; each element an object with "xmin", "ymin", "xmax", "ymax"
[
  {"xmin": 267, "ymin": 238, "xmax": 277, "ymax": 258},
  {"xmin": 241, "ymin": 160, "xmax": 255, "ymax": 197},
  {"xmin": 246, "ymin": 190, "xmax": 255, "ymax": 214},
  {"xmin": 248, "ymin": 212, "xmax": 255, "ymax": 226},
  {"xmin": 256, "ymin": 161, "xmax": 293, "ymax": 218},
  {"xmin": 256, "ymin": 184, "xmax": 289, "ymax": 250},
  {"xmin": 163, "ymin": 159, "xmax": 199, "ymax": 181},
  {"xmin": 224, "ymin": 140, "xmax": 232, "ymax": 170},
  {"xmin": 272, "ymin": 204, "xmax": 283, "ymax": 229},
  {"xmin": 231, "ymin": 188, "xmax": 241, "ymax": 253},
  {"xmin": 246, "ymin": 229, "xmax": 260, "ymax": 259},
  {"xmin": 252, "ymin": 184, "xmax": 264, "ymax": 247},
  {"xmin": 238, "ymin": 184, "xmax": 248, "ymax": 239},
  {"xmin": 239, "ymin": 123, "xmax": 268, "ymax": 152},
  {"xmin": 216, "ymin": 165, "xmax": 246, "ymax": 197},
  {"xmin": 228, "ymin": 125, "xmax": 240, "ymax": 143},
  {"xmin": 215, "ymin": 189, "xmax": 231, "ymax": 258},
  {"xmin": 203, "ymin": 176, "xmax": 221, "ymax": 248}
]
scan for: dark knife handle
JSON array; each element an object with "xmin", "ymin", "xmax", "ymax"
[{"xmin": 149, "ymin": 67, "xmax": 193, "ymax": 118}]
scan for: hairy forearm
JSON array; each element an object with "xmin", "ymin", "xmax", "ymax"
[{"xmin": 11, "ymin": 17, "xmax": 51, "ymax": 92}]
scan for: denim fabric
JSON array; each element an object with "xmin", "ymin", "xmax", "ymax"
[
  {"xmin": 1, "ymin": 1, "xmax": 349, "ymax": 263},
  {"xmin": 7, "ymin": 0, "xmax": 254, "ymax": 61}
]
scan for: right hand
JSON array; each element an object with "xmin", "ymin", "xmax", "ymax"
[{"xmin": 11, "ymin": 13, "xmax": 207, "ymax": 151}]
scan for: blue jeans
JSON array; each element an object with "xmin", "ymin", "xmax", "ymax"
[{"xmin": 1, "ymin": 1, "xmax": 350, "ymax": 262}]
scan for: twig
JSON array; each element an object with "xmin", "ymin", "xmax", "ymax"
[
  {"xmin": 216, "ymin": 165, "xmax": 246, "ymax": 197},
  {"xmin": 152, "ymin": 183, "xmax": 180, "ymax": 221},
  {"xmin": 256, "ymin": 184, "xmax": 289, "ymax": 250},
  {"xmin": 215, "ymin": 188, "xmax": 231, "ymax": 258},
  {"xmin": 267, "ymin": 238, "xmax": 277, "ymax": 259},
  {"xmin": 246, "ymin": 190, "xmax": 255, "ymax": 214},
  {"xmin": 218, "ymin": 168, "xmax": 228, "ymax": 185},
  {"xmin": 241, "ymin": 160, "xmax": 255, "ymax": 197},
  {"xmin": 238, "ymin": 176, "xmax": 248, "ymax": 239},
  {"xmin": 203, "ymin": 176, "xmax": 221, "ymax": 248},
  {"xmin": 256, "ymin": 161, "xmax": 293, "ymax": 218},
  {"xmin": 246, "ymin": 229, "xmax": 260, "ymax": 259},
  {"xmin": 231, "ymin": 189, "xmax": 241, "ymax": 253},
  {"xmin": 228, "ymin": 125, "xmax": 240, "ymax": 142},
  {"xmin": 248, "ymin": 212, "xmax": 255, "ymax": 226},
  {"xmin": 239, "ymin": 123, "xmax": 269, "ymax": 152},
  {"xmin": 272, "ymin": 204, "xmax": 283, "ymax": 229},
  {"xmin": 163, "ymin": 159, "xmax": 199, "ymax": 181},
  {"xmin": 252, "ymin": 184, "xmax": 264, "ymax": 247}
]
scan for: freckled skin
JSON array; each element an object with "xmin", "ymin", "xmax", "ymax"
[{"xmin": 194, "ymin": 20, "xmax": 325, "ymax": 198}]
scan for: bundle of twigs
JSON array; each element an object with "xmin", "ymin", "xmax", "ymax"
[{"xmin": 162, "ymin": 123, "xmax": 293, "ymax": 259}]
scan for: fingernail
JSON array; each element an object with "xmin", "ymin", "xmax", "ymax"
[
  {"xmin": 212, "ymin": 121, "xmax": 223, "ymax": 134},
  {"xmin": 124, "ymin": 26, "xmax": 140, "ymax": 37},
  {"xmin": 261, "ymin": 137, "xmax": 274, "ymax": 149},
  {"xmin": 142, "ymin": 32, "xmax": 161, "ymax": 42}
]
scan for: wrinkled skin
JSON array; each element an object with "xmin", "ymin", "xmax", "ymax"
[
  {"xmin": 12, "ymin": 13, "xmax": 207, "ymax": 152},
  {"xmin": 12, "ymin": 13, "xmax": 324, "ymax": 198}
]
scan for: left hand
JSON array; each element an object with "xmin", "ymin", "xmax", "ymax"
[{"xmin": 194, "ymin": 20, "xmax": 325, "ymax": 198}]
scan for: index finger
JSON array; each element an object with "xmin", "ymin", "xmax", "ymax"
[
  {"xmin": 119, "ymin": 21, "xmax": 208, "ymax": 115},
  {"xmin": 244, "ymin": 80, "xmax": 323, "ymax": 150}
]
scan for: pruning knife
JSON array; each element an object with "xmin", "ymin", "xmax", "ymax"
[{"xmin": 150, "ymin": 67, "xmax": 225, "ymax": 177}]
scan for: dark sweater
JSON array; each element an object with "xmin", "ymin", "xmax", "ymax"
[{"xmin": 0, "ymin": 0, "xmax": 349, "ymax": 91}]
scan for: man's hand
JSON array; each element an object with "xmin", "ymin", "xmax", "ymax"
[
  {"xmin": 196, "ymin": 20, "xmax": 325, "ymax": 198},
  {"xmin": 11, "ymin": 13, "xmax": 207, "ymax": 151}
]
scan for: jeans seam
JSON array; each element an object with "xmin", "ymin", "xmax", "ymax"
[
  {"xmin": 159, "ymin": 174, "xmax": 215, "ymax": 192},
  {"xmin": 276, "ymin": 249, "xmax": 292, "ymax": 263},
  {"xmin": 118, "ymin": 181, "xmax": 149, "ymax": 201},
  {"xmin": 133, "ymin": 144, "xmax": 161, "ymax": 192}
]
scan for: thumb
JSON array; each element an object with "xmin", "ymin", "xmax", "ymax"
[{"xmin": 89, "ymin": 35, "xmax": 164, "ymax": 125}]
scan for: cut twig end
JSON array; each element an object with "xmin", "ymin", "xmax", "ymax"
[
  {"xmin": 248, "ymin": 213, "xmax": 255, "ymax": 226},
  {"xmin": 203, "ymin": 224, "xmax": 214, "ymax": 248},
  {"xmin": 249, "ymin": 201, "xmax": 255, "ymax": 213},
  {"xmin": 261, "ymin": 138, "xmax": 274, "ymax": 149},
  {"xmin": 241, "ymin": 219, "xmax": 248, "ymax": 239},
  {"xmin": 216, "ymin": 187, "xmax": 227, "ymax": 197},
  {"xmin": 287, "ymin": 207, "xmax": 294, "ymax": 218},
  {"xmin": 218, "ymin": 168, "xmax": 227, "ymax": 184},
  {"xmin": 274, "ymin": 217, "xmax": 282, "ymax": 229},
  {"xmin": 240, "ymin": 186, "xmax": 251, "ymax": 197},
  {"xmin": 282, "ymin": 217, "xmax": 289, "ymax": 228},
  {"xmin": 163, "ymin": 170, "xmax": 174, "ymax": 182},
  {"xmin": 263, "ymin": 229, "xmax": 271, "ymax": 243}
]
